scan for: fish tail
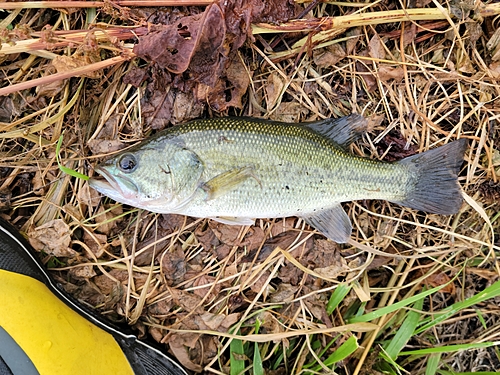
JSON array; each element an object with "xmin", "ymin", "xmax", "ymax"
[{"xmin": 393, "ymin": 139, "xmax": 468, "ymax": 215}]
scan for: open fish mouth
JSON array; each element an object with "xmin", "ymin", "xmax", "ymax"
[{"xmin": 89, "ymin": 167, "xmax": 139, "ymax": 200}]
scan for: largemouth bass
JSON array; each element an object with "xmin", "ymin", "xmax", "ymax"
[{"xmin": 89, "ymin": 115, "xmax": 467, "ymax": 243}]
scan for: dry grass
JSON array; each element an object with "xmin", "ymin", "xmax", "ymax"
[{"xmin": 1, "ymin": 1, "xmax": 500, "ymax": 374}]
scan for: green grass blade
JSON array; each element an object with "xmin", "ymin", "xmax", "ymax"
[
  {"xmin": 253, "ymin": 343, "xmax": 264, "ymax": 375},
  {"xmin": 311, "ymin": 335, "xmax": 358, "ymax": 372},
  {"xmin": 438, "ymin": 371, "xmax": 500, "ymax": 375},
  {"xmin": 56, "ymin": 132, "xmax": 89, "ymax": 180},
  {"xmin": 348, "ymin": 283, "xmax": 446, "ymax": 324},
  {"xmin": 323, "ymin": 335, "xmax": 358, "ymax": 366},
  {"xmin": 326, "ymin": 283, "xmax": 351, "ymax": 315},
  {"xmin": 399, "ymin": 341, "xmax": 500, "ymax": 356},
  {"xmin": 416, "ymin": 279, "xmax": 500, "ymax": 334},
  {"xmin": 384, "ymin": 292, "xmax": 424, "ymax": 360},
  {"xmin": 230, "ymin": 337, "xmax": 246, "ymax": 375},
  {"xmin": 425, "ymin": 353, "xmax": 441, "ymax": 375}
]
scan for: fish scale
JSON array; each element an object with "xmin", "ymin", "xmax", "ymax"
[
  {"xmin": 160, "ymin": 118, "xmax": 408, "ymax": 218},
  {"xmin": 89, "ymin": 115, "xmax": 467, "ymax": 243}
]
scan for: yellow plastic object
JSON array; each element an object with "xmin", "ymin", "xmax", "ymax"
[{"xmin": 0, "ymin": 269, "xmax": 134, "ymax": 375}]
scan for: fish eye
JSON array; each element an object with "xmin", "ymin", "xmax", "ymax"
[{"xmin": 117, "ymin": 154, "xmax": 137, "ymax": 173}]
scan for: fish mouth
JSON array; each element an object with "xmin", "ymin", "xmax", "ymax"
[{"xmin": 89, "ymin": 166, "xmax": 139, "ymax": 200}]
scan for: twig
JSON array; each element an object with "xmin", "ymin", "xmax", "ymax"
[
  {"xmin": 0, "ymin": 55, "xmax": 130, "ymax": 97},
  {"xmin": 0, "ymin": 1, "xmax": 214, "ymax": 9}
]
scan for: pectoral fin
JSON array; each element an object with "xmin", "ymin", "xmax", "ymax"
[
  {"xmin": 210, "ymin": 216, "xmax": 255, "ymax": 225},
  {"xmin": 300, "ymin": 204, "xmax": 352, "ymax": 243},
  {"xmin": 201, "ymin": 166, "xmax": 260, "ymax": 200}
]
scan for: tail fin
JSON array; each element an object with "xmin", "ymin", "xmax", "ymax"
[{"xmin": 392, "ymin": 139, "xmax": 468, "ymax": 215}]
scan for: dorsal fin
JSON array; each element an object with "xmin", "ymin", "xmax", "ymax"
[{"xmin": 304, "ymin": 114, "xmax": 368, "ymax": 147}]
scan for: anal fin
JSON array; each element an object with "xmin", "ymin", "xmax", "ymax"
[
  {"xmin": 300, "ymin": 204, "xmax": 352, "ymax": 243},
  {"xmin": 210, "ymin": 216, "xmax": 255, "ymax": 226}
]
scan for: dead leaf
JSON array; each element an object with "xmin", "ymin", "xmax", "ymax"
[
  {"xmin": 423, "ymin": 271, "xmax": 455, "ymax": 294},
  {"xmin": 83, "ymin": 230, "xmax": 107, "ymax": 258},
  {"xmin": 172, "ymin": 91, "xmax": 204, "ymax": 124},
  {"xmin": 77, "ymin": 181, "xmax": 103, "ymax": 208},
  {"xmin": 28, "ymin": 219, "xmax": 77, "ymax": 257},
  {"xmin": 266, "ymin": 73, "xmax": 284, "ymax": 110},
  {"xmin": 189, "ymin": 274, "xmax": 220, "ymax": 300},
  {"xmin": 270, "ymin": 102, "xmax": 309, "ymax": 122},
  {"xmin": 346, "ymin": 27, "xmax": 362, "ymax": 55},
  {"xmin": 140, "ymin": 70, "xmax": 174, "ymax": 130},
  {"xmin": 94, "ymin": 205, "xmax": 121, "ymax": 235},
  {"xmin": 52, "ymin": 54, "xmax": 100, "ymax": 78},
  {"xmin": 161, "ymin": 245, "xmax": 186, "ymax": 286},
  {"xmin": 87, "ymin": 139, "xmax": 126, "ymax": 155},
  {"xmin": 199, "ymin": 55, "xmax": 251, "ymax": 111},
  {"xmin": 270, "ymin": 283, "xmax": 298, "ymax": 303},
  {"xmin": 250, "ymin": 271, "xmax": 272, "ymax": 297},
  {"xmin": 378, "ymin": 65, "xmax": 404, "ymax": 82},
  {"xmin": 199, "ymin": 312, "xmax": 240, "ymax": 331},
  {"xmin": 313, "ymin": 44, "xmax": 346, "ymax": 68},
  {"xmin": 209, "ymin": 221, "xmax": 242, "ymax": 244},
  {"xmin": 168, "ymin": 333, "xmax": 204, "ymax": 372},
  {"xmin": 123, "ymin": 66, "xmax": 148, "ymax": 87},
  {"xmin": 134, "ymin": 5, "xmax": 225, "ymax": 87},
  {"xmin": 368, "ymin": 34, "xmax": 385, "ymax": 60},
  {"xmin": 170, "ymin": 289, "xmax": 204, "ymax": 313},
  {"xmin": 0, "ymin": 96, "xmax": 22, "ymax": 122},
  {"xmin": 68, "ymin": 264, "xmax": 96, "ymax": 280},
  {"xmin": 194, "ymin": 224, "xmax": 220, "ymax": 252},
  {"xmin": 314, "ymin": 258, "xmax": 349, "ymax": 279}
]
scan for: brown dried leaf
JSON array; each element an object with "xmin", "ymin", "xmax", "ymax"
[
  {"xmin": 172, "ymin": 91, "xmax": 204, "ymax": 124},
  {"xmin": 209, "ymin": 221, "xmax": 241, "ymax": 244},
  {"xmin": 313, "ymin": 44, "xmax": 346, "ymax": 68},
  {"xmin": 257, "ymin": 311, "xmax": 284, "ymax": 340},
  {"xmin": 28, "ymin": 219, "xmax": 77, "ymax": 257},
  {"xmin": 199, "ymin": 56, "xmax": 251, "ymax": 111},
  {"xmin": 189, "ymin": 274, "xmax": 220, "ymax": 300},
  {"xmin": 194, "ymin": 224, "xmax": 220, "ymax": 252},
  {"xmin": 266, "ymin": 73, "xmax": 284, "ymax": 110},
  {"xmin": 270, "ymin": 283, "xmax": 298, "ymax": 303},
  {"xmin": 82, "ymin": 231, "xmax": 107, "ymax": 258},
  {"xmin": 270, "ymin": 102, "xmax": 309, "ymax": 123},
  {"xmin": 346, "ymin": 27, "xmax": 362, "ymax": 55},
  {"xmin": 77, "ymin": 181, "xmax": 103, "ymax": 208},
  {"xmin": 250, "ymin": 271, "xmax": 271, "ymax": 296},
  {"xmin": 87, "ymin": 139, "xmax": 126, "ymax": 155},
  {"xmin": 94, "ymin": 205, "xmax": 121, "ymax": 235},
  {"xmin": 161, "ymin": 246, "xmax": 186, "ymax": 286},
  {"xmin": 0, "ymin": 96, "xmax": 22, "ymax": 122},
  {"xmin": 423, "ymin": 272, "xmax": 455, "ymax": 294},
  {"xmin": 141, "ymin": 70, "xmax": 174, "ymax": 130},
  {"xmin": 378, "ymin": 65, "xmax": 404, "ymax": 82},
  {"xmin": 134, "ymin": 4, "xmax": 225, "ymax": 87},
  {"xmin": 52, "ymin": 54, "xmax": 100, "ymax": 79},
  {"xmin": 168, "ymin": 333, "xmax": 204, "ymax": 373},
  {"xmin": 368, "ymin": 34, "xmax": 385, "ymax": 60},
  {"xmin": 68, "ymin": 264, "xmax": 96, "ymax": 280},
  {"xmin": 313, "ymin": 257, "xmax": 349, "ymax": 279},
  {"xmin": 170, "ymin": 289, "xmax": 204, "ymax": 313},
  {"xmin": 198, "ymin": 312, "xmax": 240, "ymax": 331}
]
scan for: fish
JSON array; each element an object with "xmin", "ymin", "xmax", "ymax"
[{"xmin": 88, "ymin": 115, "xmax": 467, "ymax": 243}]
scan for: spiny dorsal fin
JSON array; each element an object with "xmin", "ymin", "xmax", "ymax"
[{"xmin": 304, "ymin": 114, "xmax": 368, "ymax": 148}]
